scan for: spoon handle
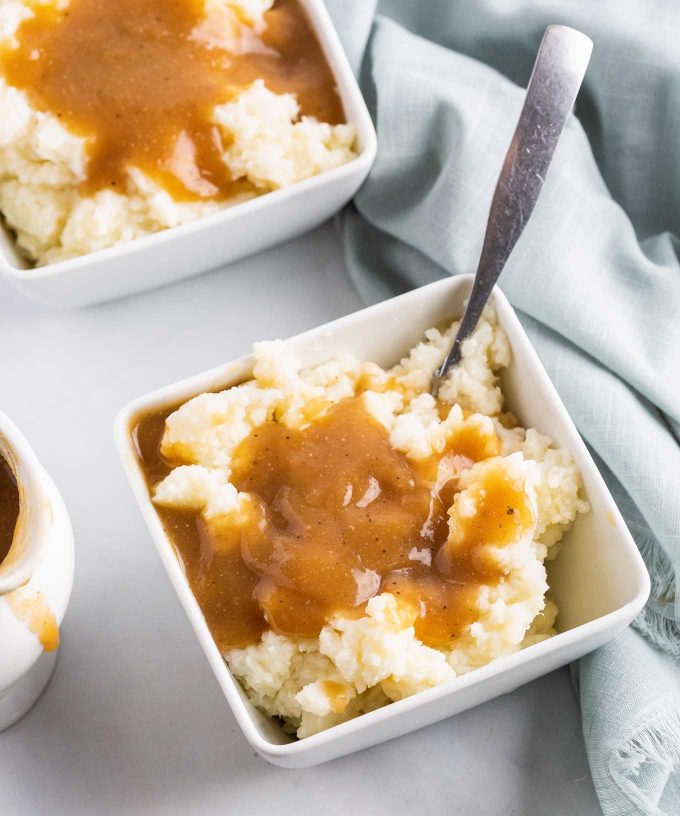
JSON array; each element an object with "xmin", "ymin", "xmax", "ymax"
[{"xmin": 432, "ymin": 25, "xmax": 592, "ymax": 394}]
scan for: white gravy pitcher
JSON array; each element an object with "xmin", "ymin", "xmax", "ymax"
[{"xmin": 0, "ymin": 412, "xmax": 74, "ymax": 732}]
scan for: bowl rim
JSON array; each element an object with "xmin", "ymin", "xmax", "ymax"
[
  {"xmin": 0, "ymin": 0, "xmax": 377, "ymax": 280},
  {"xmin": 114, "ymin": 274, "xmax": 650, "ymax": 758}
]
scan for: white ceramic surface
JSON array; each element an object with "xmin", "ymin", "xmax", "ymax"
[
  {"xmin": 0, "ymin": 0, "xmax": 376, "ymax": 309},
  {"xmin": 115, "ymin": 273, "xmax": 650, "ymax": 769},
  {"xmin": 0, "ymin": 412, "xmax": 75, "ymax": 732}
]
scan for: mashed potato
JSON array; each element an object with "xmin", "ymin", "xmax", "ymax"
[
  {"xmin": 152, "ymin": 309, "xmax": 588, "ymax": 738},
  {"xmin": 0, "ymin": 0, "xmax": 356, "ymax": 265}
]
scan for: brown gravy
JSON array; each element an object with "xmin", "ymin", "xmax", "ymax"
[
  {"xmin": 0, "ymin": 0, "xmax": 344, "ymax": 201},
  {"xmin": 0, "ymin": 453, "xmax": 19, "ymax": 565},
  {"xmin": 134, "ymin": 394, "xmax": 532, "ymax": 653}
]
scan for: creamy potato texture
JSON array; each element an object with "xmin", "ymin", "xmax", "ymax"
[
  {"xmin": 139, "ymin": 310, "xmax": 589, "ymax": 738},
  {"xmin": 0, "ymin": 0, "xmax": 356, "ymax": 265}
]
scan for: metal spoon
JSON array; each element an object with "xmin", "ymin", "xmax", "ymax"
[{"xmin": 431, "ymin": 25, "xmax": 592, "ymax": 396}]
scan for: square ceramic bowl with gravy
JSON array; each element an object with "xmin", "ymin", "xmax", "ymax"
[
  {"xmin": 0, "ymin": 0, "xmax": 376, "ymax": 307},
  {"xmin": 115, "ymin": 275, "xmax": 649, "ymax": 767}
]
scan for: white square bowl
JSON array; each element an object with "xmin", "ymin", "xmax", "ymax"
[
  {"xmin": 0, "ymin": 0, "xmax": 376, "ymax": 309},
  {"xmin": 114, "ymin": 274, "xmax": 650, "ymax": 768}
]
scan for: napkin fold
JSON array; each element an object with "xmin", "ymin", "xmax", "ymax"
[{"xmin": 325, "ymin": 2, "xmax": 680, "ymax": 813}]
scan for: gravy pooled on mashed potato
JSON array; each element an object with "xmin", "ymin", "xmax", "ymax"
[
  {"xmin": 136, "ymin": 394, "xmax": 531, "ymax": 651},
  {"xmin": 0, "ymin": 451, "xmax": 20, "ymax": 564},
  {"xmin": 133, "ymin": 310, "xmax": 588, "ymax": 738},
  {"xmin": 2, "ymin": 0, "xmax": 342, "ymax": 201}
]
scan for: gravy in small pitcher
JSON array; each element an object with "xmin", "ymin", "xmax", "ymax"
[{"xmin": 0, "ymin": 453, "xmax": 19, "ymax": 565}]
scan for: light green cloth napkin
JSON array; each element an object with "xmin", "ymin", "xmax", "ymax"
[{"xmin": 325, "ymin": 2, "xmax": 680, "ymax": 813}]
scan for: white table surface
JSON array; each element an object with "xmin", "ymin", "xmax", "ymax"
[{"xmin": 0, "ymin": 223, "xmax": 601, "ymax": 816}]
